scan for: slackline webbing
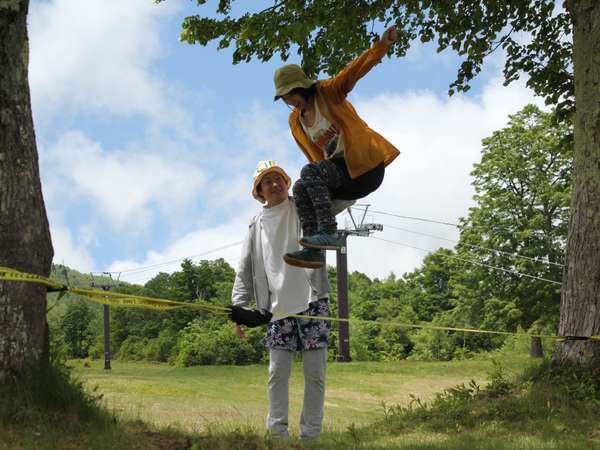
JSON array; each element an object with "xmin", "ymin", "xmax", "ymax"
[{"xmin": 1, "ymin": 266, "xmax": 598, "ymax": 342}]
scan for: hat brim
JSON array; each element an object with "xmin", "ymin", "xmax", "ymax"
[
  {"xmin": 252, "ymin": 166, "xmax": 292, "ymax": 202},
  {"xmin": 274, "ymin": 79, "xmax": 316, "ymax": 101}
]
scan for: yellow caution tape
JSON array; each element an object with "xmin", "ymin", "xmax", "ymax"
[
  {"xmin": 0, "ymin": 266, "xmax": 228, "ymax": 314},
  {"xmin": 0, "ymin": 266, "xmax": 64, "ymax": 290},
  {"xmin": 280, "ymin": 313, "xmax": 576, "ymax": 340},
  {"xmin": 1, "ymin": 266, "xmax": 599, "ymax": 341}
]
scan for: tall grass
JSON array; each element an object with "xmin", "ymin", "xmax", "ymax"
[
  {"xmin": 0, "ymin": 360, "xmax": 106, "ymax": 426},
  {"xmin": 0, "ymin": 358, "xmax": 147, "ymax": 450},
  {"xmin": 363, "ymin": 359, "xmax": 600, "ymax": 450}
]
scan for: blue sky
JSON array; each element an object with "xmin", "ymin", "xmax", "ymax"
[{"xmin": 29, "ymin": 0, "xmax": 545, "ymax": 284}]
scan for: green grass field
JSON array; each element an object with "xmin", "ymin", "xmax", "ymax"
[
  {"xmin": 72, "ymin": 354, "xmax": 533, "ymax": 433},
  {"xmin": 2, "ymin": 354, "xmax": 598, "ymax": 450}
]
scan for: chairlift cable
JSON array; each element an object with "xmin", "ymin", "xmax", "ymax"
[{"xmin": 373, "ymin": 236, "xmax": 562, "ymax": 285}]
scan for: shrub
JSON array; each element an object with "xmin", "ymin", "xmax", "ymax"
[
  {"xmin": 350, "ymin": 321, "xmax": 413, "ymax": 361},
  {"xmin": 350, "ymin": 322, "xmax": 387, "ymax": 361},
  {"xmin": 117, "ymin": 335, "xmax": 149, "ymax": 361},
  {"xmin": 144, "ymin": 329, "xmax": 179, "ymax": 362},
  {"xmin": 172, "ymin": 320, "xmax": 266, "ymax": 366},
  {"xmin": 524, "ymin": 360, "xmax": 600, "ymax": 404},
  {"xmin": 409, "ymin": 327, "xmax": 458, "ymax": 361}
]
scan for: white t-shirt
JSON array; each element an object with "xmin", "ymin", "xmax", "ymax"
[
  {"xmin": 260, "ymin": 198, "xmax": 313, "ymax": 318},
  {"xmin": 300, "ymin": 101, "xmax": 345, "ymax": 159}
]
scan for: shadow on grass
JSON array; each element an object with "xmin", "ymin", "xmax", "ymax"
[{"xmin": 0, "ymin": 359, "xmax": 144, "ymax": 450}]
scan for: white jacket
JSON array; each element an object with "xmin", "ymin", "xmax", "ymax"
[{"xmin": 231, "ymin": 198, "xmax": 330, "ymax": 312}]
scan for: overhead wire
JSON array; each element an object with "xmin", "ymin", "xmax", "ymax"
[
  {"xmin": 120, "ymin": 256, "xmax": 242, "ymax": 285},
  {"xmin": 351, "ymin": 207, "xmax": 459, "ymax": 227},
  {"xmin": 102, "ymin": 206, "xmax": 563, "ymax": 286},
  {"xmin": 381, "ymin": 223, "xmax": 564, "ymax": 268},
  {"xmin": 102, "ymin": 207, "xmax": 468, "ymax": 281},
  {"xmin": 108, "ymin": 241, "xmax": 244, "ymax": 276},
  {"xmin": 344, "ymin": 206, "xmax": 565, "ymax": 274},
  {"xmin": 372, "ymin": 236, "xmax": 562, "ymax": 285}
]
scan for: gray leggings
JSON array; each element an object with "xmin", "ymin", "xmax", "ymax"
[{"xmin": 267, "ymin": 348, "xmax": 327, "ymax": 440}]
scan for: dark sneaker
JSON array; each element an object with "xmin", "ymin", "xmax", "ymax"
[
  {"xmin": 283, "ymin": 248, "xmax": 325, "ymax": 268},
  {"xmin": 300, "ymin": 233, "xmax": 345, "ymax": 250}
]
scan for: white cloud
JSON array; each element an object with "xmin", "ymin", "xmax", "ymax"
[
  {"xmin": 199, "ymin": 102, "xmax": 306, "ymax": 216},
  {"xmin": 341, "ymin": 76, "xmax": 546, "ymax": 279},
  {"xmin": 108, "ymin": 219, "xmax": 251, "ymax": 285},
  {"xmin": 234, "ymin": 102, "xmax": 299, "ymax": 165},
  {"xmin": 28, "ymin": 0, "xmax": 185, "ymax": 124},
  {"xmin": 99, "ymin": 103, "xmax": 305, "ymax": 284},
  {"xmin": 43, "ymin": 131, "xmax": 207, "ymax": 231},
  {"xmin": 50, "ymin": 225, "xmax": 95, "ymax": 272},
  {"xmin": 29, "ymin": 0, "xmax": 231, "ymax": 273}
]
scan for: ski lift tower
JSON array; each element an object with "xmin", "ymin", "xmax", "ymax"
[
  {"xmin": 336, "ymin": 204, "xmax": 383, "ymax": 362},
  {"xmin": 90, "ymin": 272, "xmax": 120, "ymax": 370}
]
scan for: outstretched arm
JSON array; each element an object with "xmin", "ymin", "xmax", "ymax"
[{"xmin": 326, "ymin": 25, "xmax": 397, "ymax": 99}]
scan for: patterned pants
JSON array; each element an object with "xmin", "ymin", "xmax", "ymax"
[
  {"xmin": 264, "ymin": 299, "xmax": 331, "ymax": 351},
  {"xmin": 293, "ymin": 158, "xmax": 385, "ymax": 236}
]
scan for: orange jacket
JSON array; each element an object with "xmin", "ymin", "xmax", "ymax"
[{"xmin": 288, "ymin": 40, "xmax": 400, "ymax": 179}]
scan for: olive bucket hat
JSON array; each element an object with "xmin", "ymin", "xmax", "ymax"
[{"xmin": 273, "ymin": 64, "xmax": 316, "ymax": 101}]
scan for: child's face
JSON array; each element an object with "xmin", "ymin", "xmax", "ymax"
[{"xmin": 281, "ymin": 92, "xmax": 306, "ymax": 110}]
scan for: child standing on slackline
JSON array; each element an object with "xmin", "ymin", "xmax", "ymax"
[{"xmin": 273, "ymin": 26, "xmax": 400, "ymax": 268}]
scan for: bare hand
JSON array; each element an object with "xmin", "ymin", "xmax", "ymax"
[
  {"xmin": 381, "ymin": 25, "xmax": 397, "ymax": 46},
  {"xmin": 234, "ymin": 324, "xmax": 246, "ymax": 339}
]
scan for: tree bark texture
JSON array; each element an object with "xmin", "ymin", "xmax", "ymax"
[
  {"xmin": 530, "ymin": 336, "xmax": 544, "ymax": 358},
  {"xmin": 0, "ymin": 0, "xmax": 54, "ymax": 381},
  {"xmin": 556, "ymin": 0, "xmax": 600, "ymax": 364}
]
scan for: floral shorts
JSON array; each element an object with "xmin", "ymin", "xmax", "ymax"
[{"xmin": 264, "ymin": 298, "xmax": 331, "ymax": 351}]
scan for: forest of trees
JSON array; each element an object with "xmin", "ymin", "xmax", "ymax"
[{"xmin": 47, "ymin": 105, "xmax": 572, "ymax": 366}]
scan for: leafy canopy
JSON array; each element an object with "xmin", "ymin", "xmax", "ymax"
[
  {"xmin": 456, "ymin": 105, "xmax": 572, "ymax": 331},
  {"xmin": 163, "ymin": 0, "xmax": 572, "ymax": 112}
]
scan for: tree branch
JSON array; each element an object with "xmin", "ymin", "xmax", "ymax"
[
  {"xmin": 484, "ymin": 26, "xmax": 514, "ymax": 58},
  {"xmin": 257, "ymin": 0, "xmax": 287, "ymax": 15}
]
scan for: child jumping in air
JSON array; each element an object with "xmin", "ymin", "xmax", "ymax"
[{"xmin": 273, "ymin": 26, "xmax": 400, "ymax": 268}]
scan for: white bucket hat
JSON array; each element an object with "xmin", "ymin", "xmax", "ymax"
[{"xmin": 252, "ymin": 160, "xmax": 292, "ymax": 203}]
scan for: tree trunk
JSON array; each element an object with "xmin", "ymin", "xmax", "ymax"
[
  {"xmin": 530, "ymin": 336, "xmax": 543, "ymax": 358},
  {"xmin": 555, "ymin": 0, "xmax": 600, "ymax": 364},
  {"xmin": 0, "ymin": 0, "xmax": 53, "ymax": 382}
]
